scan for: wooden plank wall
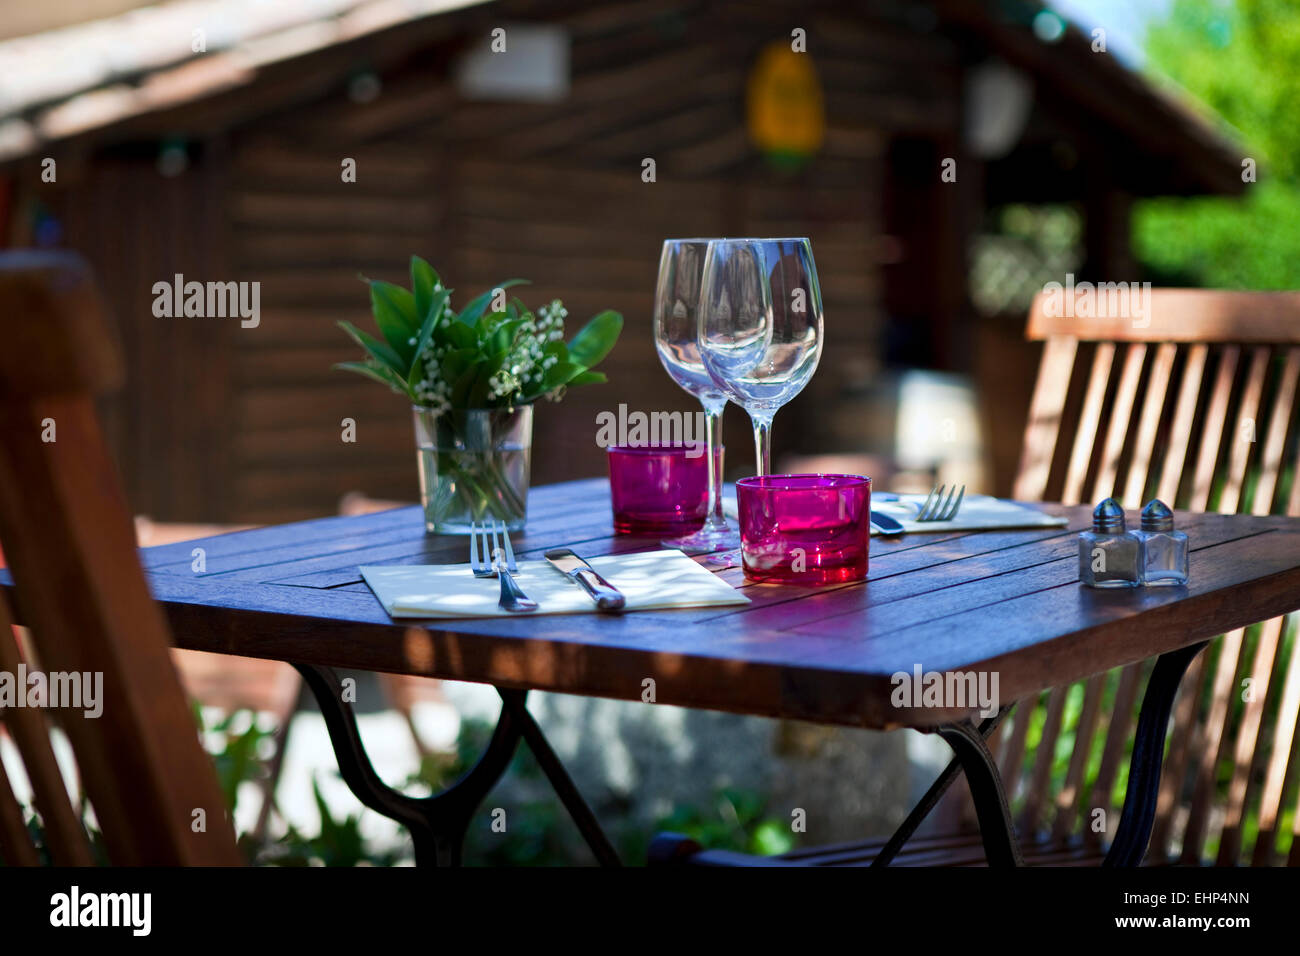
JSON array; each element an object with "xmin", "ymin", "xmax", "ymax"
[
  {"xmin": 49, "ymin": 149, "xmax": 237, "ymax": 521},
  {"xmin": 25, "ymin": 0, "xmax": 964, "ymax": 522}
]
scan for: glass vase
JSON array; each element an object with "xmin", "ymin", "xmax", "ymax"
[{"xmin": 412, "ymin": 405, "xmax": 532, "ymax": 534}]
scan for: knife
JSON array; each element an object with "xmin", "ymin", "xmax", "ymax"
[
  {"xmin": 870, "ymin": 510, "xmax": 906, "ymax": 537},
  {"xmin": 544, "ymin": 548, "xmax": 627, "ymax": 612}
]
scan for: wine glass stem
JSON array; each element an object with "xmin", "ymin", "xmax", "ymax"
[
  {"xmin": 752, "ymin": 413, "xmax": 773, "ymax": 477},
  {"xmin": 701, "ymin": 401, "xmax": 728, "ymax": 531}
]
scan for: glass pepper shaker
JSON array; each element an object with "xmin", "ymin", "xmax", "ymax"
[
  {"xmin": 1131, "ymin": 499, "xmax": 1189, "ymax": 586},
  {"xmin": 1079, "ymin": 498, "xmax": 1140, "ymax": 588}
]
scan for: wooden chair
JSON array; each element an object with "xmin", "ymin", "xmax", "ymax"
[
  {"xmin": 653, "ymin": 288, "xmax": 1300, "ymax": 866},
  {"xmin": 0, "ymin": 250, "xmax": 242, "ymax": 865}
]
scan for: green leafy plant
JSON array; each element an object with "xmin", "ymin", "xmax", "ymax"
[
  {"xmin": 655, "ymin": 787, "xmax": 795, "ymax": 857},
  {"xmin": 1135, "ymin": 0, "xmax": 1300, "ymax": 290},
  {"xmin": 335, "ymin": 256, "xmax": 623, "ymax": 413},
  {"xmin": 203, "ymin": 706, "xmax": 278, "ymax": 816},
  {"xmin": 259, "ymin": 776, "xmax": 402, "ymax": 868}
]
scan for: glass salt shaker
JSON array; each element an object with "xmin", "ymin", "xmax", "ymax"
[
  {"xmin": 1131, "ymin": 499, "xmax": 1188, "ymax": 586},
  {"xmin": 1079, "ymin": 498, "xmax": 1140, "ymax": 588}
]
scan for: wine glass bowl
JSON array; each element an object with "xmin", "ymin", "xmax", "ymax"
[
  {"xmin": 650, "ymin": 238, "xmax": 740, "ymax": 554},
  {"xmin": 653, "ymin": 239, "xmax": 728, "ymax": 406},
  {"xmin": 697, "ymin": 238, "xmax": 824, "ymax": 475}
]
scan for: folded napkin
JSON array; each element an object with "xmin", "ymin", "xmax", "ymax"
[
  {"xmin": 868, "ymin": 493, "xmax": 1067, "ymax": 533},
  {"xmin": 723, "ymin": 490, "xmax": 1066, "ymax": 534},
  {"xmin": 361, "ymin": 548, "xmax": 750, "ymax": 619}
]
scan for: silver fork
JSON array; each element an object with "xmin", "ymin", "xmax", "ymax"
[
  {"xmin": 468, "ymin": 520, "xmax": 495, "ymax": 578},
  {"xmin": 914, "ymin": 483, "xmax": 966, "ymax": 522},
  {"xmin": 469, "ymin": 520, "xmax": 537, "ymax": 612}
]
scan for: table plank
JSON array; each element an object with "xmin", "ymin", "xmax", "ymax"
[
  {"xmin": 764, "ymin": 510, "xmax": 1234, "ymax": 635},
  {"xmin": 145, "ymin": 480, "xmax": 611, "ymax": 577}
]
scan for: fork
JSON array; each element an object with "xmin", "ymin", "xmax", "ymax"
[
  {"xmin": 469, "ymin": 520, "xmax": 537, "ymax": 612},
  {"xmin": 913, "ymin": 483, "xmax": 966, "ymax": 522}
]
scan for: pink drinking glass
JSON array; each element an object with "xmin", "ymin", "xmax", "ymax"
[
  {"xmin": 736, "ymin": 474, "xmax": 871, "ymax": 584},
  {"xmin": 608, "ymin": 444, "xmax": 722, "ymax": 535}
]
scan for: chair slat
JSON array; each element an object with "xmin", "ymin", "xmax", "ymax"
[
  {"xmin": 1014, "ymin": 336, "xmax": 1079, "ymax": 502},
  {"xmin": 0, "ymin": 604, "xmax": 93, "ymax": 865},
  {"xmin": 959, "ymin": 694, "xmax": 1036, "ymax": 833},
  {"xmin": 1188, "ymin": 346, "xmax": 1240, "ymax": 510},
  {"xmin": 1156, "ymin": 344, "xmax": 1209, "ymax": 505},
  {"xmin": 1217, "ymin": 615, "xmax": 1287, "ymax": 864},
  {"xmin": 998, "ymin": 697, "xmax": 1035, "ymax": 789},
  {"xmin": 1181, "ymin": 629, "xmax": 1247, "ymax": 863},
  {"xmin": 1062, "ymin": 344, "xmax": 1116, "ymax": 505},
  {"xmin": 1021, "ymin": 688, "xmax": 1068, "ymax": 835},
  {"xmin": 1123, "ymin": 342, "xmax": 1177, "ymax": 508},
  {"xmin": 1085, "ymin": 663, "xmax": 1144, "ymax": 847},
  {"xmin": 1251, "ymin": 348, "xmax": 1300, "ymax": 514},
  {"xmin": 1091, "ymin": 344, "xmax": 1146, "ymax": 502},
  {"xmin": 1150, "ymin": 653, "xmax": 1208, "ymax": 858},
  {"xmin": 1051, "ymin": 673, "xmax": 1106, "ymax": 842},
  {"xmin": 0, "ymin": 396, "xmax": 242, "ymax": 865},
  {"xmin": 1253, "ymin": 617, "xmax": 1300, "ymax": 865},
  {"xmin": 1291, "ymin": 444, "xmax": 1300, "ymax": 518},
  {"xmin": 1218, "ymin": 347, "xmax": 1270, "ymax": 514},
  {"xmin": 985, "ymin": 714, "xmax": 1010, "ymax": 767}
]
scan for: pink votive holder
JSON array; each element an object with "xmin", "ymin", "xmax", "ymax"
[
  {"xmin": 608, "ymin": 443, "xmax": 721, "ymax": 535},
  {"xmin": 736, "ymin": 474, "xmax": 871, "ymax": 584}
]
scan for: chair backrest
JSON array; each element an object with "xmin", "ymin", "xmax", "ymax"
[
  {"xmin": 952, "ymin": 289, "xmax": 1300, "ymax": 865},
  {"xmin": 0, "ymin": 250, "xmax": 242, "ymax": 865}
]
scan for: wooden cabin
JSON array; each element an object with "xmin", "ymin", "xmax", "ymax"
[{"xmin": 0, "ymin": 0, "xmax": 1243, "ymax": 522}]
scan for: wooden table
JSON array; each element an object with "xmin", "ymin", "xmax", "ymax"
[{"xmin": 137, "ymin": 478, "xmax": 1300, "ymax": 866}]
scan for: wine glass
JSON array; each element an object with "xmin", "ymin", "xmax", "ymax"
[
  {"xmin": 697, "ymin": 238, "xmax": 823, "ymax": 476},
  {"xmin": 652, "ymin": 238, "xmax": 741, "ymax": 554}
]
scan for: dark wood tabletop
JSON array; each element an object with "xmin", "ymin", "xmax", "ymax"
[{"xmin": 130, "ymin": 478, "xmax": 1300, "ymax": 730}]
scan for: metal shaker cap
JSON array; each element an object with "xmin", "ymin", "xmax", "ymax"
[
  {"xmin": 1092, "ymin": 498, "xmax": 1126, "ymax": 532},
  {"xmin": 1141, "ymin": 499, "xmax": 1174, "ymax": 532}
]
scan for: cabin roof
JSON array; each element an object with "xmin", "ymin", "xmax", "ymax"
[
  {"xmin": 0, "ymin": 0, "xmax": 487, "ymax": 160},
  {"xmin": 0, "ymin": 0, "xmax": 1246, "ymax": 196}
]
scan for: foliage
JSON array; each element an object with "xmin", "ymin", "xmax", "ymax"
[
  {"xmin": 193, "ymin": 709, "xmax": 797, "ymax": 867},
  {"xmin": 336, "ymin": 256, "xmax": 622, "ymax": 411},
  {"xmin": 655, "ymin": 787, "xmax": 795, "ymax": 857},
  {"xmin": 403, "ymin": 717, "xmax": 588, "ymax": 866},
  {"xmin": 1134, "ymin": 0, "xmax": 1300, "ymax": 289},
  {"xmin": 10, "ymin": 794, "xmax": 108, "ymax": 867},
  {"xmin": 257, "ymin": 777, "xmax": 401, "ymax": 867},
  {"xmin": 201, "ymin": 705, "xmax": 278, "ymax": 816},
  {"xmin": 970, "ymin": 204, "xmax": 1083, "ymax": 315}
]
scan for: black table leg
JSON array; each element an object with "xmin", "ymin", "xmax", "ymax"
[
  {"xmin": 876, "ymin": 640, "xmax": 1208, "ymax": 869},
  {"xmin": 1103, "ymin": 640, "xmax": 1209, "ymax": 867},
  {"xmin": 294, "ymin": 663, "xmax": 521, "ymax": 865},
  {"xmin": 498, "ymin": 690, "xmax": 621, "ymax": 866},
  {"xmin": 937, "ymin": 718, "xmax": 1025, "ymax": 867},
  {"xmin": 294, "ymin": 665, "xmax": 619, "ymax": 866},
  {"xmin": 872, "ymin": 707, "xmax": 1010, "ymax": 867}
]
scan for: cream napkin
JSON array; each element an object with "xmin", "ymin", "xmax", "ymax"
[
  {"xmin": 722, "ymin": 490, "xmax": 1066, "ymax": 534},
  {"xmin": 361, "ymin": 548, "xmax": 750, "ymax": 619},
  {"xmin": 867, "ymin": 493, "xmax": 1067, "ymax": 533}
]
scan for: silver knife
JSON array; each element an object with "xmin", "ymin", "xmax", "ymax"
[{"xmin": 544, "ymin": 548, "xmax": 626, "ymax": 612}]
